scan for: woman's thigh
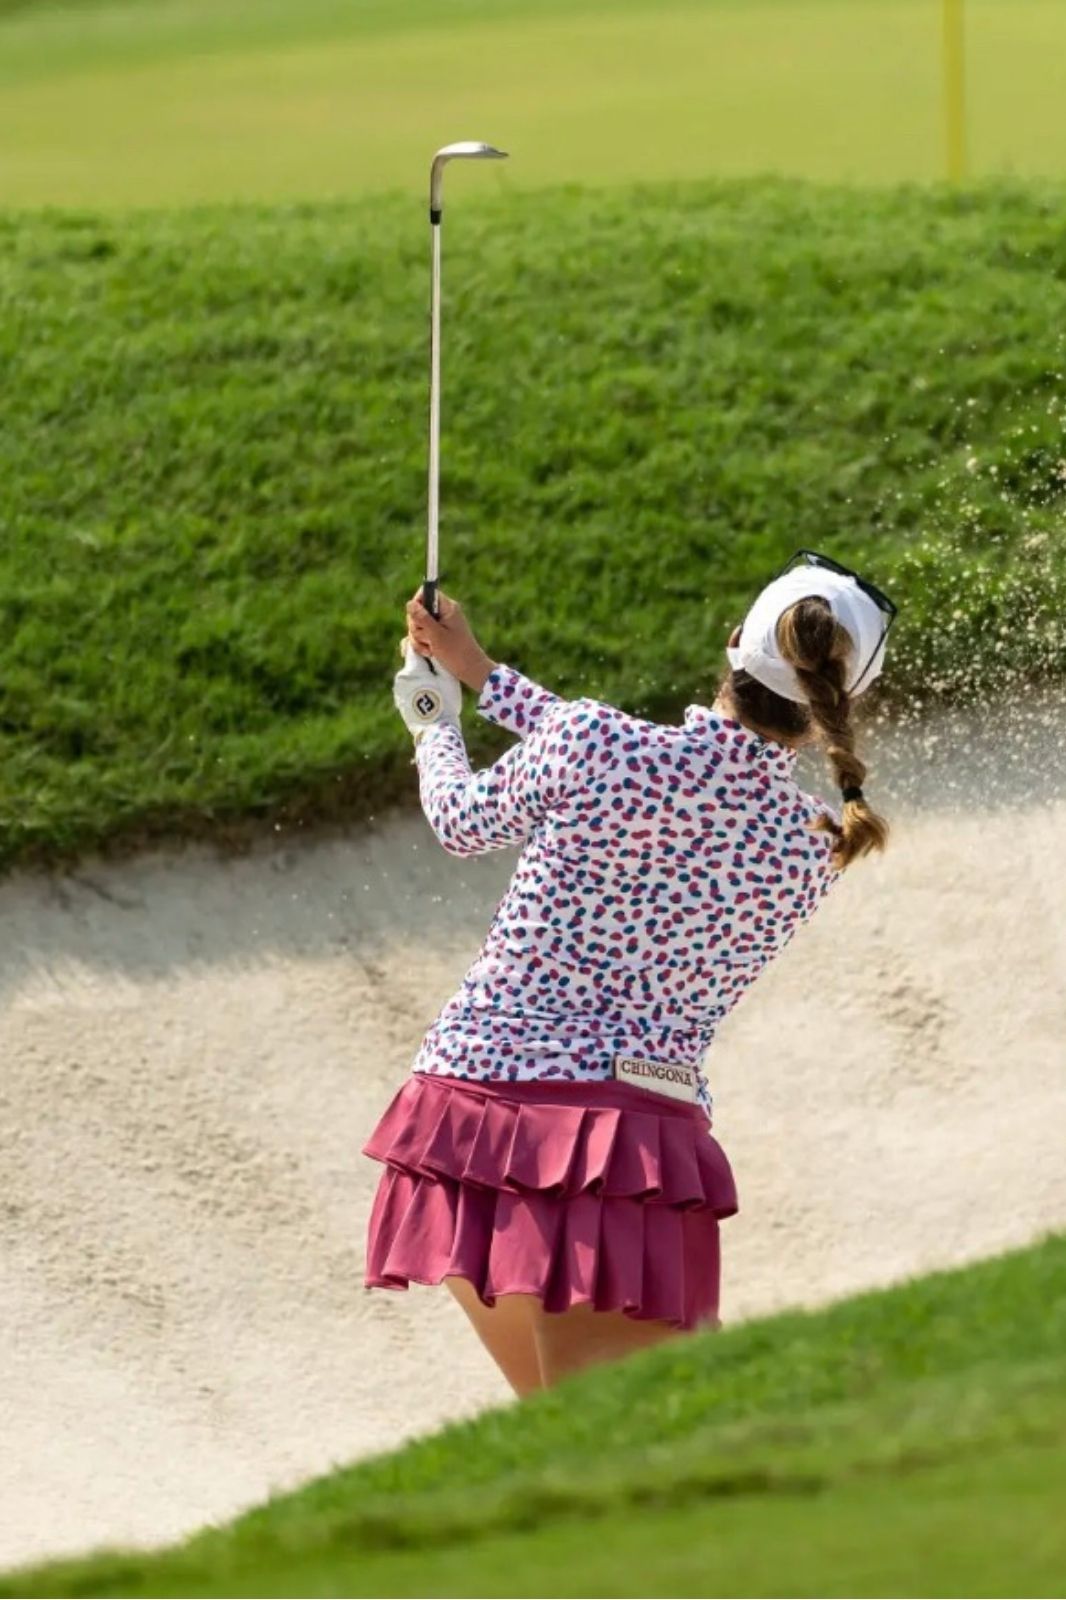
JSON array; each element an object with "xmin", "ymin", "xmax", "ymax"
[
  {"xmin": 531, "ymin": 1300, "xmax": 684, "ymax": 1388},
  {"xmin": 444, "ymin": 1277, "xmax": 687, "ymax": 1394},
  {"xmin": 444, "ymin": 1276, "xmax": 544, "ymax": 1397}
]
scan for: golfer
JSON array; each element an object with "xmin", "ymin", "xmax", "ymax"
[{"xmin": 363, "ymin": 549, "xmax": 896, "ymax": 1395}]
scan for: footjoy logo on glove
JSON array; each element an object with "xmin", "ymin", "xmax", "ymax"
[
  {"xmin": 612, "ymin": 1055, "xmax": 698, "ymax": 1104},
  {"xmin": 413, "ymin": 688, "xmax": 442, "ymax": 722}
]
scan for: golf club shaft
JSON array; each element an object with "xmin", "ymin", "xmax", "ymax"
[
  {"xmin": 424, "ymin": 214, "xmax": 442, "ymax": 651},
  {"xmin": 421, "ymin": 143, "xmax": 506, "ymax": 678},
  {"xmin": 420, "ymin": 215, "xmax": 442, "ymax": 673}
]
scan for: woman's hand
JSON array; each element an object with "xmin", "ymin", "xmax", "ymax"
[{"xmin": 403, "ymin": 587, "xmax": 497, "ymax": 693}]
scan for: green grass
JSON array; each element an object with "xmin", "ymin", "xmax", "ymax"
[
  {"xmin": 4, "ymin": 1233, "xmax": 1065, "ymax": 1597},
  {"xmin": 1, "ymin": 0, "xmax": 1066, "ymax": 205},
  {"xmin": 2, "ymin": 177, "xmax": 1065, "ymax": 872}
]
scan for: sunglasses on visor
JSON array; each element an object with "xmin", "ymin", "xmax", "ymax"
[{"xmin": 770, "ymin": 548, "xmax": 898, "ymax": 696}]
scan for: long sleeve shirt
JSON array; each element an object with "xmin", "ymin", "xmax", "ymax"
[{"xmin": 409, "ymin": 662, "xmax": 844, "ymax": 1122}]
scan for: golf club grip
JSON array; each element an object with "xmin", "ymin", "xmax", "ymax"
[{"xmin": 421, "ymin": 576, "xmax": 439, "ymax": 675}]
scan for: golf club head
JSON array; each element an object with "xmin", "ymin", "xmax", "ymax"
[{"xmin": 430, "ymin": 142, "xmax": 508, "ymax": 216}]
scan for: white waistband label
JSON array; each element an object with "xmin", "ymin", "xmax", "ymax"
[{"xmin": 612, "ymin": 1055, "xmax": 699, "ymax": 1104}]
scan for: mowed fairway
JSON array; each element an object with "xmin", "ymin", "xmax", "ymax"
[{"xmin": 1, "ymin": 0, "xmax": 1065, "ymax": 207}]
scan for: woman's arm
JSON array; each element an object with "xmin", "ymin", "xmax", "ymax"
[
  {"xmin": 476, "ymin": 660, "xmax": 568, "ymax": 740},
  {"xmin": 404, "ymin": 588, "xmax": 587, "ymax": 854},
  {"xmin": 414, "ymin": 690, "xmax": 579, "ymax": 857}
]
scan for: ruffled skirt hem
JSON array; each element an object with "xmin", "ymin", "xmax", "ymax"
[{"xmin": 362, "ymin": 1071, "xmax": 738, "ymax": 1332}]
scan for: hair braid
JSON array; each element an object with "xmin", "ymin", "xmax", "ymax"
[
  {"xmin": 720, "ymin": 597, "xmax": 890, "ymax": 872},
  {"xmin": 776, "ymin": 597, "xmax": 889, "ymax": 871}
]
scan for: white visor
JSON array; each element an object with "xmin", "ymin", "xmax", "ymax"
[{"xmin": 725, "ymin": 566, "xmax": 888, "ymax": 704}]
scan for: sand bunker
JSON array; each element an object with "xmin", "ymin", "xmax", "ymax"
[{"xmin": 2, "ymin": 700, "xmax": 1064, "ymax": 1571}]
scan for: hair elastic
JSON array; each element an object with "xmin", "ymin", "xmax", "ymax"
[{"xmin": 841, "ymin": 786, "xmax": 865, "ymax": 804}]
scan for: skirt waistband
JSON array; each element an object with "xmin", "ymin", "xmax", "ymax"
[{"xmin": 410, "ymin": 1069, "xmax": 711, "ymax": 1125}]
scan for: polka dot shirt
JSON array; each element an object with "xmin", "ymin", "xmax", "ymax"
[{"xmin": 410, "ymin": 662, "xmax": 844, "ymax": 1122}]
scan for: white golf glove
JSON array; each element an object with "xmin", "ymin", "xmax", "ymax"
[{"xmin": 393, "ymin": 637, "xmax": 462, "ymax": 743}]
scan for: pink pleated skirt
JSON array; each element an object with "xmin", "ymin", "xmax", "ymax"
[{"xmin": 362, "ymin": 1071, "xmax": 739, "ymax": 1332}]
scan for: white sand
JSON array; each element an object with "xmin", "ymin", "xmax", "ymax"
[{"xmin": 2, "ymin": 708, "xmax": 1065, "ymax": 1571}]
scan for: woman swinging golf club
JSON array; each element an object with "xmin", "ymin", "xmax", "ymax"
[{"xmin": 364, "ymin": 549, "xmax": 897, "ymax": 1396}]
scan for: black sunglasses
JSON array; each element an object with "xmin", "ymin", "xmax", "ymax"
[{"xmin": 770, "ymin": 549, "xmax": 898, "ymax": 695}]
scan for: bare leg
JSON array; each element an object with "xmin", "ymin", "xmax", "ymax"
[
  {"xmin": 444, "ymin": 1276, "xmax": 544, "ymax": 1397},
  {"xmin": 532, "ymin": 1300, "xmax": 684, "ymax": 1388}
]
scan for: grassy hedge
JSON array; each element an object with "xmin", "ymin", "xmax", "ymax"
[
  {"xmin": 1, "ymin": 178, "xmax": 1065, "ymax": 871},
  {"xmin": 4, "ymin": 1232, "xmax": 1065, "ymax": 1596}
]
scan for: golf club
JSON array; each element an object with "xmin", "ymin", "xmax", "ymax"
[{"xmin": 422, "ymin": 141, "xmax": 508, "ymax": 675}]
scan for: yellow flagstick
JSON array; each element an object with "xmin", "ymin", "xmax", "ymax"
[{"xmin": 943, "ymin": 0, "xmax": 967, "ymax": 181}]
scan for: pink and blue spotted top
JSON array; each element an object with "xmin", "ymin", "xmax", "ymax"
[{"xmin": 410, "ymin": 662, "xmax": 843, "ymax": 1122}]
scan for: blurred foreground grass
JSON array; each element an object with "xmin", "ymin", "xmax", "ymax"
[{"xmin": 3, "ymin": 1233, "xmax": 1065, "ymax": 1596}]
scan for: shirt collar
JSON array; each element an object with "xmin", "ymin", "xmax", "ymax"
[{"xmin": 682, "ymin": 703, "xmax": 800, "ymax": 776}]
